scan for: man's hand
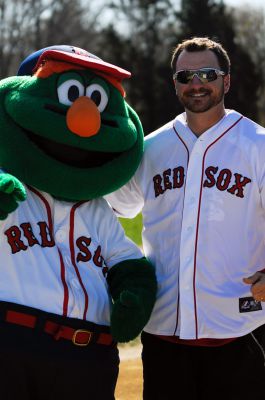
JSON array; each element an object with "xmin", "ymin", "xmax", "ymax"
[
  {"xmin": 243, "ymin": 271, "xmax": 265, "ymax": 301},
  {"xmin": 0, "ymin": 174, "xmax": 26, "ymax": 220}
]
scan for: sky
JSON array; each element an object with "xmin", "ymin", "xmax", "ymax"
[
  {"xmin": 224, "ymin": 0, "xmax": 265, "ymax": 9},
  {"xmin": 94, "ymin": 0, "xmax": 265, "ymax": 30}
]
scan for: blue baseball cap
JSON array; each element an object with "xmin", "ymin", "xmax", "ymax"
[{"xmin": 17, "ymin": 45, "xmax": 131, "ymax": 79}]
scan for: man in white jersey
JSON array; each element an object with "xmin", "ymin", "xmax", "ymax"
[{"xmin": 106, "ymin": 37, "xmax": 265, "ymax": 399}]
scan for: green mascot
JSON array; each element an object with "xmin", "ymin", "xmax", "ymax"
[{"xmin": 0, "ymin": 45, "xmax": 156, "ymax": 400}]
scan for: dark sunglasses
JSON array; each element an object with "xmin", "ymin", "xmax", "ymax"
[{"xmin": 173, "ymin": 68, "xmax": 226, "ymax": 84}]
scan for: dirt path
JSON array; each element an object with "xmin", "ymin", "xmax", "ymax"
[{"xmin": 115, "ymin": 344, "xmax": 143, "ymax": 400}]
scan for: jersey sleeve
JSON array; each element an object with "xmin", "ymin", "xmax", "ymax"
[
  {"xmin": 98, "ymin": 200, "xmax": 143, "ymax": 269},
  {"xmin": 105, "ymin": 175, "xmax": 144, "ymax": 219},
  {"xmin": 260, "ymin": 174, "xmax": 265, "ymax": 210}
]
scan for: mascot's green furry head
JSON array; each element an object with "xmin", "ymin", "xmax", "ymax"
[{"xmin": 0, "ymin": 45, "xmax": 143, "ymax": 201}]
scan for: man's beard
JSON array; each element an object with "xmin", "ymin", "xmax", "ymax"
[{"xmin": 178, "ymin": 84, "xmax": 225, "ymax": 113}]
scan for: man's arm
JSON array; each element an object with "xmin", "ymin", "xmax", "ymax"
[
  {"xmin": 243, "ymin": 158, "xmax": 265, "ymax": 301},
  {"xmin": 105, "ymin": 176, "xmax": 144, "ymax": 218}
]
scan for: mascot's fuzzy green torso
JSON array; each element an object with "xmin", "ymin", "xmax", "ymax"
[{"xmin": 0, "ymin": 45, "xmax": 156, "ymax": 399}]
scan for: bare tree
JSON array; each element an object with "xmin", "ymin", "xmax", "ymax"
[
  {"xmin": 98, "ymin": 0, "xmax": 180, "ymax": 133},
  {"xmin": 0, "ymin": 0, "xmax": 56, "ymax": 76},
  {"xmin": 0, "ymin": 0, "xmax": 106, "ymax": 77},
  {"xmin": 232, "ymin": 5, "xmax": 265, "ymax": 124}
]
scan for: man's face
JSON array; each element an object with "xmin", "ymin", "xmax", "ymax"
[{"xmin": 174, "ymin": 49, "xmax": 230, "ymax": 113}]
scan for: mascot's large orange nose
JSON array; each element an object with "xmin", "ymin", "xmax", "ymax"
[{"xmin": 66, "ymin": 96, "xmax": 101, "ymax": 137}]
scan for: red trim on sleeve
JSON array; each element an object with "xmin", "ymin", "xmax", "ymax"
[{"xmin": 173, "ymin": 125, "xmax": 190, "ymax": 165}]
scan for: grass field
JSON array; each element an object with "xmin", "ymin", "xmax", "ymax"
[
  {"xmin": 119, "ymin": 213, "xmax": 143, "ymax": 247},
  {"xmin": 115, "ymin": 358, "xmax": 142, "ymax": 400}
]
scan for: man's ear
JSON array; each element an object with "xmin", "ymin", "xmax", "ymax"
[{"xmin": 224, "ymin": 74, "xmax": 230, "ymax": 94}]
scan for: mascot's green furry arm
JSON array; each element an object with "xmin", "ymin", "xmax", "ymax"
[
  {"xmin": 0, "ymin": 174, "xmax": 26, "ymax": 220},
  {"xmin": 0, "ymin": 45, "xmax": 157, "ymax": 343},
  {"xmin": 107, "ymin": 258, "xmax": 157, "ymax": 342}
]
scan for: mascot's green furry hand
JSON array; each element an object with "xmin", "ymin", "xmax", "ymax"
[
  {"xmin": 107, "ymin": 258, "xmax": 157, "ymax": 342},
  {"xmin": 0, "ymin": 173, "xmax": 26, "ymax": 220}
]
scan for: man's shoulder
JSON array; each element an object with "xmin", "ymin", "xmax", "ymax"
[
  {"xmin": 242, "ymin": 116, "xmax": 265, "ymax": 132},
  {"xmin": 224, "ymin": 110, "xmax": 265, "ymax": 140},
  {"xmin": 238, "ymin": 114, "xmax": 265, "ymax": 140},
  {"xmin": 144, "ymin": 118, "xmax": 177, "ymax": 149}
]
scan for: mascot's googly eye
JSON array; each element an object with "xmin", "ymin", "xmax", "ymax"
[
  {"xmin": 57, "ymin": 79, "xmax": 85, "ymax": 106},
  {"xmin": 86, "ymin": 84, "xmax": 108, "ymax": 112}
]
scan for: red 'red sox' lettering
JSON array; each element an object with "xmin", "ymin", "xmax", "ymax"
[
  {"xmin": 153, "ymin": 165, "xmax": 251, "ymax": 199},
  {"xmin": 153, "ymin": 166, "xmax": 185, "ymax": 197},
  {"xmin": 4, "ymin": 221, "xmax": 55, "ymax": 254},
  {"xmin": 76, "ymin": 236, "xmax": 92, "ymax": 262},
  {"xmin": 76, "ymin": 240, "xmax": 107, "ymax": 275},
  {"xmin": 204, "ymin": 166, "xmax": 251, "ymax": 198},
  {"xmin": 4, "ymin": 222, "xmax": 107, "ymax": 274}
]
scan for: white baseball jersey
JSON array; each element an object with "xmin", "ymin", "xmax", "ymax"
[
  {"xmin": 106, "ymin": 109, "xmax": 265, "ymax": 339},
  {"xmin": 0, "ymin": 182, "xmax": 142, "ymax": 326}
]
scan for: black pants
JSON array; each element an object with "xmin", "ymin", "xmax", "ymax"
[
  {"xmin": 141, "ymin": 328, "xmax": 265, "ymax": 400},
  {"xmin": 0, "ymin": 303, "xmax": 119, "ymax": 400}
]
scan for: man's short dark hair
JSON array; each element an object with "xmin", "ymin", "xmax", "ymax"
[{"xmin": 171, "ymin": 37, "xmax": 231, "ymax": 75}]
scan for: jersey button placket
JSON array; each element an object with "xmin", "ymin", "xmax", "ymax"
[
  {"xmin": 179, "ymin": 141, "xmax": 205, "ymax": 338},
  {"xmin": 55, "ymin": 229, "xmax": 66, "ymax": 243}
]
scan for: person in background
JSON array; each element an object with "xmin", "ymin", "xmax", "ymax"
[{"xmin": 105, "ymin": 37, "xmax": 265, "ymax": 400}]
